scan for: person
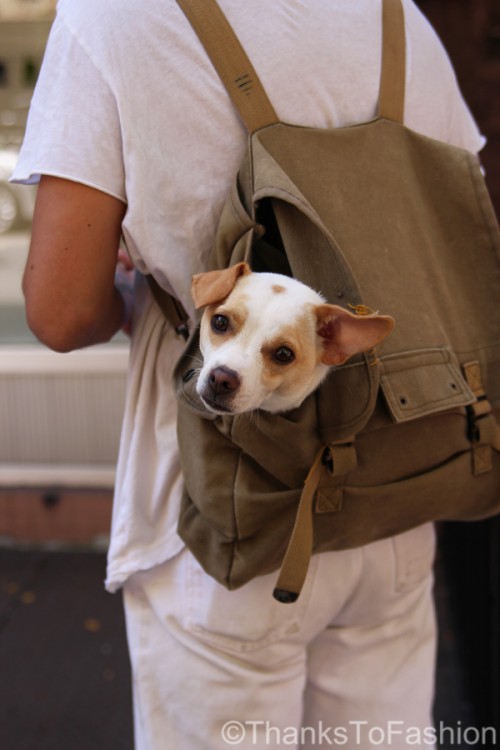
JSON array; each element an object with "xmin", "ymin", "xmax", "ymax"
[{"xmin": 11, "ymin": 1, "xmax": 485, "ymax": 748}]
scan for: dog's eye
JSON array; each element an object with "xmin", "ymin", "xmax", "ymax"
[
  {"xmin": 273, "ymin": 346, "xmax": 295, "ymax": 364},
  {"xmin": 211, "ymin": 314, "xmax": 229, "ymax": 333}
]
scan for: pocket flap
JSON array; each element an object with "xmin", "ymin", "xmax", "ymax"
[{"xmin": 380, "ymin": 348, "xmax": 476, "ymax": 423}]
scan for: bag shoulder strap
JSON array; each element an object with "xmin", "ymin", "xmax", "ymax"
[
  {"xmin": 176, "ymin": 0, "xmax": 406, "ymax": 130},
  {"xmin": 146, "ymin": 275, "xmax": 190, "ymax": 340},
  {"xmin": 378, "ymin": 0, "xmax": 406, "ymax": 123},
  {"xmin": 175, "ymin": 0, "xmax": 279, "ymax": 133}
]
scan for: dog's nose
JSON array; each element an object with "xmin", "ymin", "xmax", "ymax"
[{"xmin": 208, "ymin": 366, "xmax": 240, "ymax": 397}]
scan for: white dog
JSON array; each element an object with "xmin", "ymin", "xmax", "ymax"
[{"xmin": 191, "ymin": 262, "xmax": 394, "ymax": 415}]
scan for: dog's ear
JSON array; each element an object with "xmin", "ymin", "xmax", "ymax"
[
  {"xmin": 315, "ymin": 304, "xmax": 394, "ymax": 366},
  {"xmin": 191, "ymin": 262, "xmax": 251, "ymax": 309}
]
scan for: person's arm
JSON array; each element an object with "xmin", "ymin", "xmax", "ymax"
[{"xmin": 23, "ymin": 175, "xmax": 127, "ymax": 352}]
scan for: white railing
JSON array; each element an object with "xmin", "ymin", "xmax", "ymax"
[{"xmin": 0, "ymin": 344, "xmax": 129, "ymax": 487}]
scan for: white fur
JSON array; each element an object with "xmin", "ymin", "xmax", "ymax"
[
  {"xmin": 193, "ymin": 267, "xmax": 393, "ymax": 416},
  {"xmin": 196, "ymin": 273, "xmax": 329, "ymax": 414}
]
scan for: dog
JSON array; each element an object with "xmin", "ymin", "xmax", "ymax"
[{"xmin": 191, "ymin": 262, "xmax": 394, "ymax": 415}]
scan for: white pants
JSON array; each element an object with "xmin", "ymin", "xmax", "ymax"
[{"xmin": 123, "ymin": 524, "xmax": 437, "ymax": 750}]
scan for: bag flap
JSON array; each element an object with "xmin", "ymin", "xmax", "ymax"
[{"xmin": 380, "ymin": 347, "xmax": 476, "ymax": 423}]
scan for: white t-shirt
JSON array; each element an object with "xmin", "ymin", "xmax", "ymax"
[{"xmin": 12, "ymin": 0, "xmax": 485, "ymax": 592}]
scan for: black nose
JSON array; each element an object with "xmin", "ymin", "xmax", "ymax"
[{"xmin": 208, "ymin": 366, "xmax": 240, "ymax": 397}]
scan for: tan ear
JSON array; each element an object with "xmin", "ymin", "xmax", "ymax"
[
  {"xmin": 191, "ymin": 262, "xmax": 251, "ymax": 309},
  {"xmin": 316, "ymin": 304, "xmax": 394, "ymax": 366}
]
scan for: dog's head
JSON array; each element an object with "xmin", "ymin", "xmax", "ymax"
[{"xmin": 192, "ymin": 262, "xmax": 394, "ymax": 415}]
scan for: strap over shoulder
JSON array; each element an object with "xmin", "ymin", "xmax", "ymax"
[
  {"xmin": 175, "ymin": 0, "xmax": 279, "ymax": 133},
  {"xmin": 378, "ymin": 0, "xmax": 406, "ymax": 123},
  {"xmin": 176, "ymin": 0, "xmax": 407, "ymax": 131}
]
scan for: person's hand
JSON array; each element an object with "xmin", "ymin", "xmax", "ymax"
[{"xmin": 115, "ymin": 248, "xmax": 136, "ymax": 337}]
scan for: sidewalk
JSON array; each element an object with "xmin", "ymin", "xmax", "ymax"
[{"xmin": 0, "ymin": 548, "xmax": 133, "ymax": 750}]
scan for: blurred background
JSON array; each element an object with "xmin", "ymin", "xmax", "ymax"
[
  {"xmin": 0, "ymin": 2, "xmax": 133, "ymax": 749},
  {"xmin": 0, "ymin": 1, "xmax": 499, "ymax": 748},
  {"xmin": 414, "ymin": 0, "xmax": 500, "ymax": 742}
]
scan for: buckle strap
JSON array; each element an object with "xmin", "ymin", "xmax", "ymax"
[
  {"xmin": 146, "ymin": 275, "xmax": 190, "ymax": 340},
  {"xmin": 273, "ymin": 439, "xmax": 356, "ymax": 604},
  {"xmin": 463, "ymin": 360, "xmax": 500, "ymax": 475}
]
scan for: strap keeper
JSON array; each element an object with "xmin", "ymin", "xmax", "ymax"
[{"xmin": 315, "ymin": 441, "xmax": 357, "ymax": 514}]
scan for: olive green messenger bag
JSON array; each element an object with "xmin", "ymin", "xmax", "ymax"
[{"xmin": 147, "ymin": 0, "xmax": 500, "ymax": 602}]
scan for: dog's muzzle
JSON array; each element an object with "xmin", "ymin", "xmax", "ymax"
[{"xmin": 200, "ymin": 366, "xmax": 241, "ymax": 413}]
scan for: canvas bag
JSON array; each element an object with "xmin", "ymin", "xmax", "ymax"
[{"xmin": 150, "ymin": 0, "xmax": 500, "ymax": 602}]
